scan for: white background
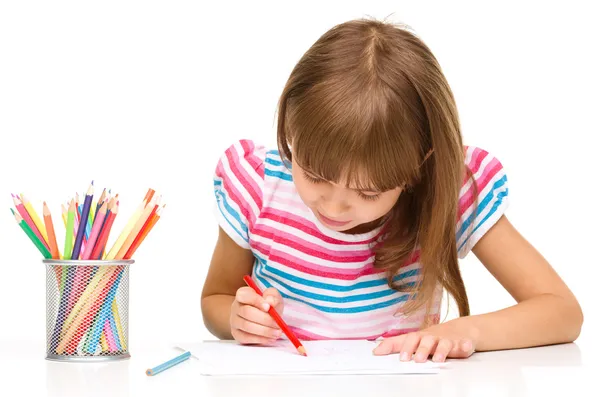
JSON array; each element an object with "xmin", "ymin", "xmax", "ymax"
[{"xmin": 1, "ymin": 0, "xmax": 598, "ymax": 358}]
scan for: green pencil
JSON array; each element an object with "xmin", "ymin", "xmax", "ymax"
[
  {"xmin": 64, "ymin": 199, "xmax": 76, "ymax": 260},
  {"xmin": 12, "ymin": 208, "xmax": 52, "ymax": 259}
]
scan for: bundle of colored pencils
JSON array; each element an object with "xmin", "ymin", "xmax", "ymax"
[{"xmin": 10, "ymin": 182, "xmax": 165, "ymax": 355}]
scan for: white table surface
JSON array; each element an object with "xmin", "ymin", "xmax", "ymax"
[{"xmin": 2, "ymin": 339, "xmax": 598, "ymax": 397}]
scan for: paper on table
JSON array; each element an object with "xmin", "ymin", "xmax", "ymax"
[{"xmin": 178, "ymin": 339, "xmax": 443, "ymax": 376}]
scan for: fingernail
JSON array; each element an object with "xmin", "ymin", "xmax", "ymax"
[
  {"xmin": 266, "ymin": 296, "xmax": 275, "ymax": 306},
  {"xmin": 433, "ymin": 354, "xmax": 443, "ymax": 362},
  {"xmin": 274, "ymin": 330, "xmax": 282, "ymax": 338},
  {"xmin": 400, "ymin": 352, "xmax": 410, "ymax": 361},
  {"xmin": 414, "ymin": 353, "xmax": 426, "ymax": 362},
  {"xmin": 262, "ymin": 302, "xmax": 270, "ymax": 311}
]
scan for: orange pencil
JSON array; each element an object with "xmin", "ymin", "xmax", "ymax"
[
  {"xmin": 124, "ymin": 202, "xmax": 162, "ymax": 259},
  {"xmin": 243, "ymin": 275, "xmax": 307, "ymax": 356},
  {"xmin": 43, "ymin": 202, "xmax": 61, "ymax": 259}
]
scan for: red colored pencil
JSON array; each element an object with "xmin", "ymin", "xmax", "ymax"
[
  {"xmin": 90, "ymin": 200, "xmax": 118, "ymax": 260},
  {"xmin": 243, "ymin": 275, "xmax": 307, "ymax": 356}
]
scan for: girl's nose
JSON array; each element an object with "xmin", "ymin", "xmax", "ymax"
[{"xmin": 320, "ymin": 187, "xmax": 350, "ymax": 216}]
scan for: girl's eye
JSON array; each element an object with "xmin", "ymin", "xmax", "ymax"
[
  {"xmin": 303, "ymin": 171, "xmax": 323, "ymax": 184},
  {"xmin": 358, "ymin": 192, "xmax": 381, "ymax": 201}
]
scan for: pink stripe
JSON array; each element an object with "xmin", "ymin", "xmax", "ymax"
[
  {"xmin": 468, "ymin": 148, "xmax": 488, "ymax": 177},
  {"xmin": 217, "ymin": 162, "xmax": 257, "ymax": 228},
  {"xmin": 240, "ymin": 140, "xmax": 265, "ymax": 178},
  {"xmin": 268, "ymin": 250, "xmax": 381, "ymax": 279},
  {"xmin": 271, "ymin": 183, "xmax": 298, "ymax": 194},
  {"xmin": 268, "ymin": 196, "xmax": 307, "ymax": 210},
  {"xmin": 458, "ymin": 158, "xmax": 502, "ymax": 216},
  {"xmin": 225, "ymin": 145, "xmax": 263, "ymax": 210},
  {"xmin": 262, "ymin": 208, "xmax": 381, "ymax": 245},
  {"xmin": 285, "ymin": 313, "xmax": 425, "ymax": 337},
  {"xmin": 254, "ymin": 224, "xmax": 373, "ymax": 261}
]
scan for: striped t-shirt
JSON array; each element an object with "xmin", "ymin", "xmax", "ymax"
[{"xmin": 213, "ymin": 139, "xmax": 509, "ymax": 340}]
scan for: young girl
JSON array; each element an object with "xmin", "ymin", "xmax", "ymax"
[{"xmin": 201, "ymin": 19, "xmax": 583, "ymax": 363}]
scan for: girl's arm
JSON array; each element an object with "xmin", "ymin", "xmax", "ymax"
[
  {"xmin": 374, "ymin": 215, "xmax": 583, "ymax": 361},
  {"xmin": 461, "ymin": 214, "xmax": 583, "ymax": 350},
  {"xmin": 201, "ymin": 227, "xmax": 255, "ymax": 339}
]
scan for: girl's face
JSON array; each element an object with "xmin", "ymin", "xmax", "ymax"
[{"xmin": 291, "ymin": 156, "xmax": 403, "ymax": 233}]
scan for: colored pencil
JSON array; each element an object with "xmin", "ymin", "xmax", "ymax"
[
  {"xmin": 105, "ymin": 200, "xmax": 145, "ymax": 260},
  {"xmin": 12, "ymin": 209, "xmax": 52, "ymax": 259},
  {"xmin": 71, "ymin": 182, "xmax": 94, "ymax": 260},
  {"xmin": 125, "ymin": 204, "xmax": 163, "ymax": 258},
  {"xmin": 21, "ymin": 194, "xmax": 49, "ymax": 244},
  {"xmin": 115, "ymin": 196, "xmax": 158, "ymax": 259},
  {"xmin": 43, "ymin": 202, "xmax": 61, "ymax": 260},
  {"xmin": 61, "ymin": 204, "xmax": 68, "ymax": 227},
  {"xmin": 13, "ymin": 195, "xmax": 50, "ymax": 251},
  {"xmin": 146, "ymin": 351, "xmax": 191, "ymax": 376},
  {"xmin": 81, "ymin": 201, "xmax": 108, "ymax": 260},
  {"xmin": 243, "ymin": 275, "xmax": 307, "ymax": 356},
  {"xmin": 63, "ymin": 200, "xmax": 76, "ymax": 260},
  {"xmin": 90, "ymin": 199, "xmax": 118, "ymax": 260}
]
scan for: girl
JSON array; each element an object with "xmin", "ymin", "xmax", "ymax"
[{"xmin": 201, "ymin": 19, "xmax": 583, "ymax": 363}]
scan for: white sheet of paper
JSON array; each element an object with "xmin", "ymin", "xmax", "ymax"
[{"xmin": 178, "ymin": 340, "xmax": 443, "ymax": 375}]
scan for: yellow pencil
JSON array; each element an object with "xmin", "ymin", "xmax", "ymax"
[
  {"xmin": 21, "ymin": 194, "xmax": 49, "ymax": 244},
  {"xmin": 61, "ymin": 204, "xmax": 68, "ymax": 228},
  {"xmin": 115, "ymin": 196, "xmax": 158, "ymax": 259},
  {"xmin": 105, "ymin": 200, "xmax": 145, "ymax": 260},
  {"xmin": 112, "ymin": 300, "xmax": 127, "ymax": 350},
  {"xmin": 100, "ymin": 332, "xmax": 109, "ymax": 352}
]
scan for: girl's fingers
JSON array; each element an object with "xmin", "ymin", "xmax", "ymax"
[
  {"xmin": 236, "ymin": 287, "xmax": 269, "ymax": 311},
  {"xmin": 238, "ymin": 304, "xmax": 279, "ymax": 329},
  {"xmin": 372, "ymin": 334, "xmax": 407, "ymax": 355},
  {"xmin": 232, "ymin": 314, "xmax": 282, "ymax": 339},
  {"xmin": 432, "ymin": 338, "xmax": 453, "ymax": 362},
  {"xmin": 414, "ymin": 335, "xmax": 438, "ymax": 362},
  {"xmin": 262, "ymin": 288, "xmax": 284, "ymax": 314},
  {"xmin": 232, "ymin": 328, "xmax": 280, "ymax": 346},
  {"xmin": 399, "ymin": 333, "xmax": 422, "ymax": 361}
]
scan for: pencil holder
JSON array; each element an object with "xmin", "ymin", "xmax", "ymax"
[{"xmin": 44, "ymin": 259, "xmax": 134, "ymax": 362}]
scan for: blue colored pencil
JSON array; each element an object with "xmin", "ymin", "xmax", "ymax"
[
  {"xmin": 146, "ymin": 351, "xmax": 191, "ymax": 376},
  {"xmin": 71, "ymin": 181, "xmax": 94, "ymax": 259}
]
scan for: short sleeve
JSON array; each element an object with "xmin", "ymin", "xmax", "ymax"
[
  {"xmin": 213, "ymin": 139, "xmax": 266, "ymax": 249},
  {"xmin": 456, "ymin": 147, "xmax": 509, "ymax": 258}
]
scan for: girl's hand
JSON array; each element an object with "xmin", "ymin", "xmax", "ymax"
[
  {"xmin": 372, "ymin": 322, "xmax": 477, "ymax": 363},
  {"xmin": 230, "ymin": 286, "xmax": 285, "ymax": 345}
]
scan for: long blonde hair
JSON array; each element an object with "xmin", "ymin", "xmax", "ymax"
[{"xmin": 276, "ymin": 19, "xmax": 478, "ymax": 320}]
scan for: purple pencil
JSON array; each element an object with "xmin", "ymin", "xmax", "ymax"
[{"xmin": 71, "ymin": 181, "xmax": 94, "ymax": 260}]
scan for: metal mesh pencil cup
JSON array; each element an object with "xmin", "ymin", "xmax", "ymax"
[{"xmin": 44, "ymin": 259, "xmax": 134, "ymax": 362}]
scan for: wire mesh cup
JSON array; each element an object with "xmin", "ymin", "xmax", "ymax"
[{"xmin": 44, "ymin": 259, "xmax": 134, "ymax": 362}]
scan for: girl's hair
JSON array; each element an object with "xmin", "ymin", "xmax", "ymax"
[{"xmin": 276, "ymin": 19, "xmax": 478, "ymax": 322}]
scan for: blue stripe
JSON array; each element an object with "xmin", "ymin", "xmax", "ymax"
[
  {"xmin": 256, "ymin": 264, "xmax": 412, "ymax": 304},
  {"xmin": 456, "ymin": 175, "xmax": 507, "ymax": 242},
  {"xmin": 263, "ymin": 263, "xmax": 419, "ymax": 292},
  {"xmin": 215, "ymin": 189, "xmax": 248, "ymax": 242},
  {"xmin": 265, "ymin": 157, "xmax": 283, "ymax": 167},
  {"xmin": 458, "ymin": 189, "xmax": 508, "ymax": 252},
  {"xmin": 256, "ymin": 270, "xmax": 409, "ymax": 313},
  {"xmin": 214, "ymin": 180, "xmax": 222, "ymax": 186},
  {"xmin": 265, "ymin": 169, "xmax": 293, "ymax": 181}
]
